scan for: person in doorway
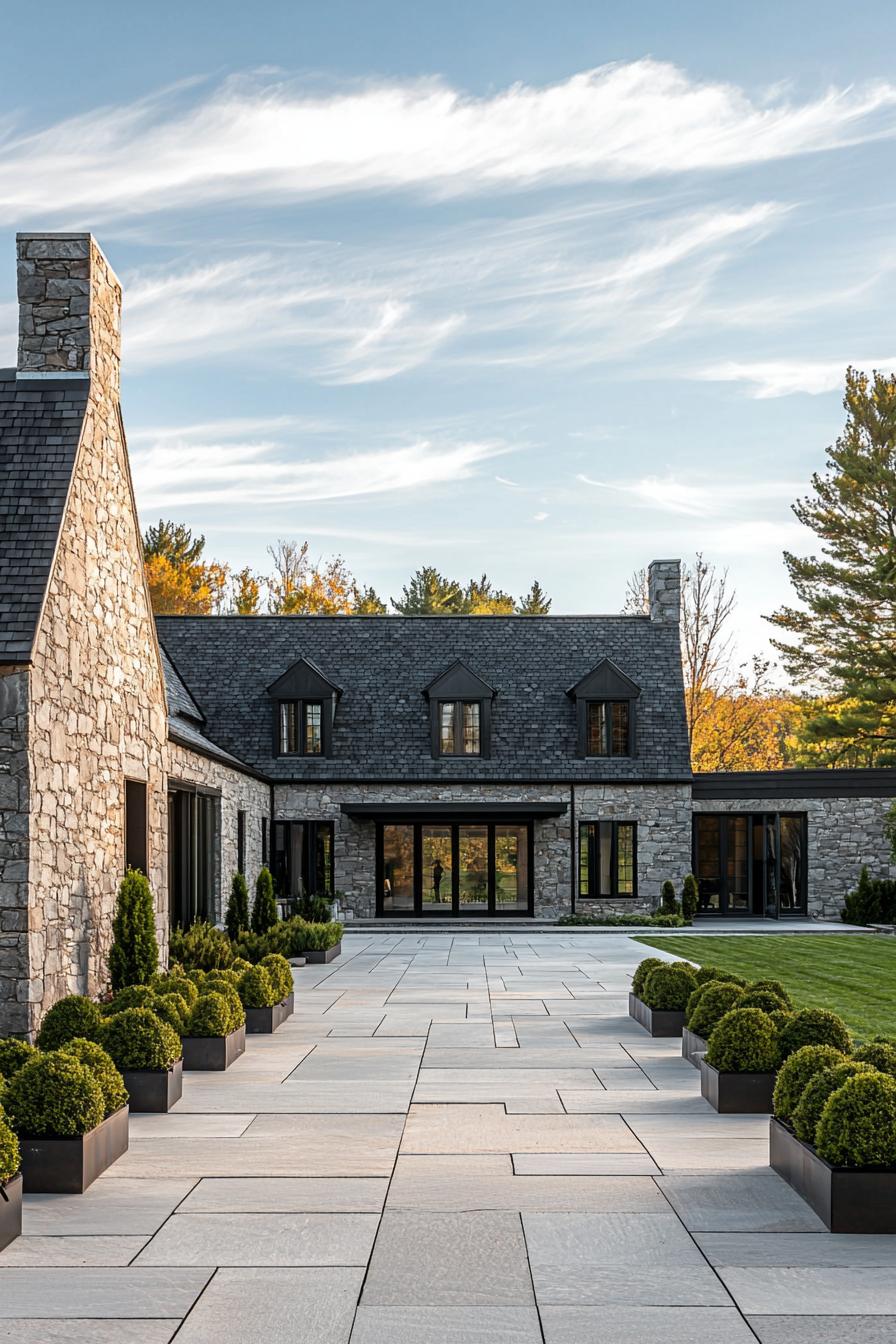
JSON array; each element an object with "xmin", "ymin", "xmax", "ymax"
[{"xmin": 432, "ymin": 858, "xmax": 445, "ymax": 903}]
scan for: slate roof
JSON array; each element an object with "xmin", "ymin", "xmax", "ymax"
[
  {"xmin": 0, "ymin": 369, "xmax": 89, "ymax": 662},
  {"xmin": 156, "ymin": 614, "xmax": 692, "ymax": 782}
]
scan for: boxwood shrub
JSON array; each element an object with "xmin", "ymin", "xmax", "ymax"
[
  {"xmin": 641, "ymin": 962, "xmax": 697, "ymax": 1012},
  {"xmin": 0, "ymin": 1109, "xmax": 20, "ymax": 1183},
  {"xmin": 201, "ymin": 978, "xmax": 245, "ymax": 1031},
  {"xmin": 150, "ymin": 993, "xmax": 188, "ymax": 1036},
  {"xmin": 0, "ymin": 1038, "xmax": 37, "ymax": 1080},
  {"xmin": 35, "ymin": 995, "xmax": 103, "ymax": 1051},
  {"xmin": 853, "ymin": 1040, "xmax": 896, "ymax": 1076},
  {"xmin": 59, "ymin": 1039, "xmax": 128, "ymax": 1117},
  {"xmin": 739, "ymin": 989, "xmax": 790, "ymax": 1015},
  {"xmin": 105, "ymin": 984, "xmax": 157, "ymax": 1014},
  {"xmin": 778, "ymin": 1009, "xmax": 852, "ymax": 1059},
  {"xmin": 815, "ymin": 1071, "xmax": 896, "ymax": 1167},
  {"xmin": 792, "ymin": 1061, "xmax": 874, "ymax": 1144},
  {"xmin": 631, "ymin": 958, "xmax": 665, "ymax": 998},
  {"xmin": 688, "ymin": 982, "xmax": 745, "ymax": 1038},
  {"xmin": 187, "ymin": 992, "xmax": 232, "ymax": 1039},
  {"xmin": 260, "ymin": 954, "xmax": 293, "ymax": 1002},
  {"xmin": 749, "ymin": 979, "xmax": 793, "ymax": 1008},
  {"xmin": 151, "ymin": 973, "xmax": 199, "ymax": 1007},
  {"xmin": 238, "ymin": 965, "xmax": 279, "ymax": 1010},
  {"xmin": 693, "ymin": 965, "xmax": 747, "ymax": 987},
  {"xmin": 4, "ymin": 1052, "xmax": 104, "ymax": 1138},
  {"xmin": 705, "ymin": 1007, "xmax": 780, "ymax": 1073},
  {"xmin": 100, "ymin": 1007, "xmax": 182, "ymax": 1072},
  {"xmin": 772, "ymin": 1043, "xmax": 850, "ymax": 1122}
]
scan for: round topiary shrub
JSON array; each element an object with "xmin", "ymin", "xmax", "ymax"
[
  {"xmin": 632, "ymin": 958, "xmax": 664, "ymax": 998},
  {"xmin": 853, "ymin": 1041, "xmax": 896, "ymax": 1076},
  {"xmin": 154, "ymin": 975, "xmax": 199, "ymax": 1007},
  {"xmin": 0, "ymin": 1038, "xmax": 37, "ymax": 1080},
  {"xmin": 693, "ymin": 965, "xmax": 747, "ymax": 987},
  {"xmin": 815, "ymin": 1071, "xmax": 896, "ymax": 1167},
  {"xmin": 0, "ymin": 1109, "xmax": 20, "ymax": 1183},
  {"xmin": 187, "ymin": 992, "xmax": 231, "ymax": 1039},
  {"xmin": 778, "ymin": 1009, "xmax": 852, "ymax": 1060},
  {"xmin": 688, "ymin": 982, "xmax": 745, "ymax": 1038},
  {"xmin": 749, "ymin": 979, "xmax": 793, "ymax": 1008},
  {"xmin": 641, "ymin": 962, "xmax": 698, "ymax": 1011},
  {"xmin": 705, "ymin": 1007, "xmax": 780, "ymax": 1073},
  {"xmin": 4, "ymin": 1052, "xmax": 104, "ymax": 1138},
  {"xmin": 36, "ymin": 995, "xmax": 103, "ymax": 1052},
  {"xmin": 231, "ymin": 958, "xmax": 253, "ymax": 975},
  {"xmin": 150, "ymin": 994, "xmax": 187, "ymax": 1035},
  {"xmin": 100, "ymin": 1008, "xmax": 182, "ymax": 1072},
  {"xmin": 792, "ymin": 1061, "xmax": 874, "ymax": 1144},
  {"xmin": 205, "ymin": 969, "xmax": 240, "ymax": 989},
  {"xmin": 260, "ymin": 954, "xmax": 293, "ymax": 1002},
  {"xmin": 772, "ymin": 1043, "xmax": 850, "ymax": 1122},
  {"xmin": 769, "ymin": 1010, "xmax": 793, "ymax": 1034},
  {"xmin": 685, "ymin": 984, "xmax": 709, "ymax": 1025},
  {"xmin": 238, "ymin": 965, "xmax": 279, "ymax": 1010},
  {"xmin": 739, "ymin": 990, "xmax": 789, "ymax": 1015},
  {"xmin": 199, "ymin": 980, "xmax": 244, "ymax": 1031},
  {"xmin": 59, "ymin": 1039, "xmax": 128, "ymax": 1117},
  {"xmin": 187, "ymin": 969, "xmax": 207, "ymax": 987},
  {"xmin": 105, "ymin": 984, "xmax": 158, "ymax": 1015}
]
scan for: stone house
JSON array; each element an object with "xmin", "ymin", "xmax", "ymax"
[{"xmin": 1, "ymin": 232, "xmax": 894, "ymax": 1035}]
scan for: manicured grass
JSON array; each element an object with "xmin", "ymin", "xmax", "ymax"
[{"xmin": 635, "ymin": 934, "xmax": 896, "ymax": 1042}]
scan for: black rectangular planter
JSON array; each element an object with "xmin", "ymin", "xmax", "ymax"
[
  {"xmin": 770, "ymin": 1117, "xmax": 896, "ymax": 1233},
  {"xmin": 699, "ymin": 1057, "xmax": 775, "ymax": 1113},
  {"xmin": 182, "ymin": 1024, "xmax": 246, "ymax": 1071},
  {"xmin": 0, "ymin": 1173, "xmax": 22, "ymax": 1252},
  {"xmin": 682, "ymin": 1028, "xmax": 708, "ymax": 1067},
  {"xmin": 19, "ymin": 1105, "xmax": 129, "ymax": 1194},
  {"xmin": 304, "ymin": 942, "xmax": 341, "ymax": 964},
  {"xmin": 628, "ymin": 992, "xmax": 685, "ymax": 1037},
  {"xmin": 245, "ymin": 997, "xmax": 293, "ymax": 1035},
  {"xmin": 122, "ymin": 1058, "xmax": 183, "ymax": 1112}
]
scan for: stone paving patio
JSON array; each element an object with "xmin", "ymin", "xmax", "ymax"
[{"xmin": 2, "ymin": 932, "xmax": 895, "ymax": 1342}]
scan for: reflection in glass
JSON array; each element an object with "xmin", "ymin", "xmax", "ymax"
[
  {"xmin": 305, "ymin": 702, "xmax": 322, "ymax": 755},
  {"xmin": 383, "ymin": 825, "xmax": 414, "ymax": 912},
  {"xmin": 458, "ymin": 826, "xmax": 489, "ymax": 909},
  {"xmin": 422, "ymin": 826, "xmax": 452, "ymax": 908},
  {"xmin": 440, "ymin": 703, "xmax": 455, "ymax": 754},
  {"xmin": 462, "ymin": 702, "xmax": 480, "ymax": 754},
  {"xmin": 727, "ymin": 816, "xmax": 749, "ymax": 911},
  {"xmin": 779, "ymin": 814, "xmax": 805, "ymax": 912},
  {"xmin": 495, "ymin": 826, "xmax": 527, "ymax": 910},
  {"xmin": 695, "ymin": 815, "xmax": 721, "ymax": 912}
]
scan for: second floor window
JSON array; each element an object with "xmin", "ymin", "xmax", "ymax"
[
  {"xmin": 280, "ymin": 700, "xmax": 323, "ymax": 756},
  {"xmin": 586, "ymin": 701, "xmax": 631, "ymax": 756},
  {"xmin": 438, "ymin": 700, "xmax": 481, "ymax": 756}
]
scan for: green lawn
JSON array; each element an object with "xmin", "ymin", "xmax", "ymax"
[{"xmin": 635, "ymin": 934, "xmax": 896, "ymax": 1042}]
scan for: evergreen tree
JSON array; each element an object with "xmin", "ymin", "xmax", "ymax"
[
  {"xmin": 681, "ymin": 874, "xmax": 699, "ymax": 923},
  {"xmin": 226, "ymin": 872, "xmax": 250, "ymax": 940},
  {"xmin": 767, "ymin": 368, "xmax": 896, "ymax": 763},
  {"xmin": 392, "ymin": 567, "xmax": 465, "ymax": 615},
  {"xmin": 463, "ymin": 574, "xmax": 515, "ymax": 614},
  {"xmin": 517, "ymin": 580, "xmax": 552, "ymax": 614},
  {"xmin": 251, "ymin": 867, "xmax": 279, "ymax": 934},
  {"xmin": 108, "ymin": 869, "xmax": 160, "ymax": 991}
]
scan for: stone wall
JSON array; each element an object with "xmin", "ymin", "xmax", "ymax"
[
  {"xmin": 574, "ymin": 783, "xmax": 693, "ymax": 916},
  {"xmin": 692, "ymin": 795, "xmax": 896, "ymax": 920},
  {"xmin": 0, "ymin": 670, "xmax": 30, "ymax": 1033},
  {"xmin": 168, "ymin": 741, "xmax": 270, "ymax": 924}
]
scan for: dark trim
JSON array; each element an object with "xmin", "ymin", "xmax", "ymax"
[
  {"xmin": 578, "ymin": 819, "xmax": 639, "ymax": 899},
  {"xmin": 576, "ymin": 698, "xmax": 636, "ymax": 759},
  {"xmin": 273, "ymin": 697, "xmax": 333, "ymax": 759},
  {"xmin": 376, "ymin": 817, "xmax": 534, "ymax": 917},
  {"xmin": 341, "ymin": 801, "xmax": 568, "ymax": 820},
  {"xmin": 429, "ymin": 697, "xmax": 492, "ymax": 759},
  {"xmin": 167, "ymin": 776, "xmax": 222, "ymax": 797},
  {"xmin": 693, "ymin": 769, "xmax": 896, "ymax": 799},
  {"xmin": 274, "ymin": 774, "xmax": 693, "ymax": 786},
  {"xmin": 168, "ymin": 728, "xmax": 269, "ymax": 783}
]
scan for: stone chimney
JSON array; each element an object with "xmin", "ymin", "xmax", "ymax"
[
  {"xmin": 16, "ymin": 233, "xmax": 121, "ymax": 398},
  {"xmin": 648, "ymin": 559, "xmax": 681, "ymax": 624}
]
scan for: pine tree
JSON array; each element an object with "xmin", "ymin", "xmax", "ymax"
[
  {"xmin": 517, "ymin": 580, "xmax": 552, "ymax": 614},
  {"xmin": 392, "ymin": 567, "xmax": 465, "ymax": 615},
  {"xmin": 108, "ymin": 869, "xmax": 160, "ymax": 991},
  {"xmin": 767, "ymin": 368, "xmax": 896, "ymax": 763},
  {"xmin": 226, "ymin": 872, "xmax": 250, "ymax": 940},
  {"xmin": 251, "ymin": 867, "xmax": 279, "ymax": 934},
  {"xmin": 681, "ymin": 874, "xmax": 699, "ymax": 923}
]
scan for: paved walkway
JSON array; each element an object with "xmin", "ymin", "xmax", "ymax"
[{"xmin": 2, "ymin": 933, "xmax": 894, "ymax": 1342}]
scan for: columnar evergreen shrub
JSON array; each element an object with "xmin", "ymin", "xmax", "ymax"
[
  {"xmin": 169, "ymin": 922, "xmax": 233, "ymax": 971},
  {"xmin": 238, "ymin": 965, "xmax": 279, "ymax": 1010},
  {"xmin": 815, "ymin": 1072, "xmax": 896, "ymax": 1167},
  {"xmin": 631, "ymin": 958, "xmax": 664, "ymax": 998},
  {"xmin": 772, "ymin": 1044, "xmax": 850, "ymax": 1122},
  {"xmin": 4, "ymin": 1053, "xmax": 104, "ymax": 1138},
  {"xmin": 100, "ymin": 1008, "xmax": 181, "ymax": 1072},
  {"xmin": 854, "ymin": 1040, "xmax": 896, "ymax": 1075},
  {"xmin": 641, "ymin": 962, "xmax": 697, "ymax": 1011},
  {"xmin": 109, "ymin": 869, "xmax": 159, "ymax": 992},
  {"xmin": 0, "ymin": 1110, "xmax": 20, "ymax": 1183},
  {"xmin": 226, "ymin": 872, "xmax": 250, "ymax": 941},
  {"xmin": 705, "ymin": 1007, "xmax": 780, "ymax": 1073},
  {"xmin": 59, "ymin": 1039, "xmax": 129, "ymax": 1117},
  {"xmin": 297, "ymin": 894, "xmax": 333, "ymax": 923},
  {"xmin": 688, "ymin": 982, "xmax": 745, "ymax": 1038},
  {"xmin": 793, "ymin": 1061, "xmax": 874, "ymax": 1144},
  {"xmin": 251, "ymin": 867, "xmax": 279, "ymax": 935},
  {"xmin": 260, "ymin": 954, "xmax": 293, "ymax": 1002},
  {"xmin": 841, "ymin": 866, "xmax": 896, "ymax": 925},
  {"xmin": 0, "ymin": 1039, "xmax": 36, "ymax": 1080},
  {"xmin": 187, "ymin": 993, "xmax": 231, "ymax": 1038},
  {"xmin": 681, "ymin": 873, "xmax": 699, "ymax": 923},
  {"xmin": 36, "ymin": 996, "xmax": 103, "ymax": 1052},
  {"xmin": 660, "ymin": 881, "xmax": 680, "ymax": 915},
  {"xmin": 778, "ymin": 1009, "xmax": 852, "ymax": 1059}
]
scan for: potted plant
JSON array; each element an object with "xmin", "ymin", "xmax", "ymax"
[
  {"xmin": 109, "ymin": 868, "xmax": 160, "ymax": 990},
  {"xmin": 239, "ymin": 955, "xmax": 294, "ymax": 1033},
  {"xmin": 629, "ymin": 960, "xmax": 697, "ymax": 1036},
  {"xmin": 182, "ymin": 990, "xmax": 246, "ymax": 1071},
  {"xmin": 261, "ymin": 953, "xmax": 295, "ymax": 1016},
  {"xmin": 35, "ymin": 995, "xmax": 104, "ymax": 1051},
  {"xmin": 771, "ymin": 1067, "xmax": 896, "ymax": 1232},
  {"xmin": 0, "ymin": 1038, "xmax": 37, "ymax": 1081},
  {"xmin": 100, "ymin": 1007, "xmax": 184, "ymax": 1112},
  {"xmin": 0, "ymin": 1105, "xmax": 22, "ymax": 1252},
  {"xmin": 3, "ymin": 1048, "xmax": 129, "ymax": 1193},
  {"xmin": 699, "ymin": 1007, "xmax": 780, "ymax": 1112},
  {"xmin": 778, "ymin": 1008, "xmax": 852, "ymax": 1060},
  {"xmin": 300, "ymin": 920, "xmax": 344, "ymax": 964},
  {"xmin": 682, "ymin": 980, "xmax": 745, "ymax": 1065}
]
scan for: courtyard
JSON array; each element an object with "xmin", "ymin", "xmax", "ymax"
[{"xmin": 2, "ymin": 931, "xmax": 893, "ymax": 1343}]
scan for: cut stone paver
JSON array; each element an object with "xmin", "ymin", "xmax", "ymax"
[
  {"xmin": 0, "ymin": 1324, "xmax": 178, "ymax": 1343},
  {"xmin": 174, "ymin": 1268, "xmax": 364, "ymax": 1343},
  {"xmin": 0, "ymin": 1236, "xmax": 150, "ymax": 1266},
  {"xmin": 540, "ymin": 1304, "xmax": 759, "ymax": 1342},
  {"xmin": 721, "ymin": 1267, "xmax": 896, "ymax": 1315},
  {"xmin": 658, "ymin": 1173, "xmax": 827, "ymax": 1232},
  {"xmin": 135, "ymin": 1212, "xmax": 379, "ymax": 1266},
  {"xmin": 746, "ymin": 1317, "xmax": 896, "ymax": 1343},
  {"xmin": 400, "ymin": 1102, "xmax": 644, "ymax": 1153},
  {"xmin": 349, "ymin": 1304, "xmax": 543, "ymax": 1342},
  {"xmin": 180, "ymin": 1177, "xmax": 388, "ymax": 1213},
  {"xmin": 361, "ymin": 1211, "xmax": 534, "ymax": 1305},
  {"xmin": 0, "ymin": 1268, "xmax": 212, "ymax": 1318}
]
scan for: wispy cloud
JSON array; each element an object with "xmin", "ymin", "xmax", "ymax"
[
  {"xmin": 695, "ymin": 355, "xmax": 896, "ymax": 397},
  {"xmin": 577, "ymin": 472, "xmax": 803, "ymax": 516},
  {"xmin": 2, "ymin": 62, "xmax": 895, "ymax": 221}
]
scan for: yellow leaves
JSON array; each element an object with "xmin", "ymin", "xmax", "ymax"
[
  {"xmin": 143, "ymin": 553, "xmax": 228, "ymax": 616},
  {"xmin": 691, "ymin": 688, "xmax": 800, "ymax": 773}
]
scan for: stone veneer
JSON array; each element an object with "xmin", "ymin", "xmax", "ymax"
[
  {"xmin": 0, "ymin": 672, "xmax": 30, "ymax": 1033},
  {"xmin": 574, "ymin": 783, "xmax": 693, "ymax": 916}
]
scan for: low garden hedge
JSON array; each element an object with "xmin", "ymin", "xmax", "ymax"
[
  {"xmin": 301, "ymin": 921, "xmax": 344, "ymax": 952},
  {"xmin": 772, "ymin": 1043, "xmax": 850, "ymax": 1123},
  {"xmin": 815, "ymin": 1071, "xmax": 896, "ymax": 1166},
  {"xmin": 557, "ymin": 913, "xmax": 687, "ymax": 927},
  {"xmin": 687, "ymin": 982, "xmax": 745, "ymax": 1037},
  {"xmin": 101, "ymin": 1008, "xmax": 182, "ymax": 1072},
  {"xmin": 705, "ymin": 1007, "xmax": 780, "ymax": 1073},
  {"xmin": 35, "ymin": 996, "xmax": 103, "ymax": 1052},
  {"xmin": 641, "ymin": 962, "xmax": 697, "ymax": 1011},
  {"xmin": 169, "ymin": 922, "xmax": 234, "ymax": 971},
  {"xmin": 4, "ymin": 1052, "xmax": 105, "ymax": 1138}
]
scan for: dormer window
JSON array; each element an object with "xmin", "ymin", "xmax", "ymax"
[
  {"xmin": 586, "ymin": 701, "xmax": 631, "ymax": 757},
  {"xmin": 439, "ymin": 701, "xmax": 481, "ymax": 756},
  {"xmin": 567, "ymin": 659, "xmax": 640, "ymax": 760},
  {"xmin": 279, "ymin": 700, "xmax": 323, "ymax": 756},
  {"xmin": 267, "ymin": 657, "xmax": 341, "ymax": 760},
  {"xmin": 423, "ymin": 660, "xmax": 496, "ymax": 760}
]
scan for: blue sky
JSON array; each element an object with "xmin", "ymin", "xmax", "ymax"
[{"xmin": 2, "ymin": 0, "xmax": 896, "ymax": 660}]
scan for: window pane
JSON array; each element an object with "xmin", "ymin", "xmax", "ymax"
[
  {"xmin": 598, "ymin": 821, "xmax": 613, "ymax": 895},
  {"xmin": 440, "ymin": 702, "xmax": 456, "ymax": 754},
  {"xmin": 779, "ymin": 814, "xmax": 805, "ymax": 912},
  {"xmin": 458, "ymin": 825, "xmax": 488, "ymax": 909},
  {"xmin": 463, "ymin": 702, "xmax": 480, "ymax": 754},
  {"xmin": 422, "ymin": 826, "xmax": 452, "ymax": 908},
  {"xmin": 305, "ymin": 702, "xmax": 322, "ymax": 755},
  {"xmin": 280, "ymin": 702, "xmax": 299, "ymax": 754},
  {"xmin": 383, "ymin": 825, "xmax": 414, "ymax": 912},
  {"xmin": 611, "ymin": 702, "xmax": 630, "ymax": 755},
  {"xmin": 616, "ymin": 823, "xmax": 635, "ymax": 895},
  {"xmin": 578, "ymin": 823, "xmax": 592, "ymax": 896},
  {"xmin": 315, "ymin": 823, "xmax": 333, "ymax": 896},
  {"xmin": 587, "ymin": 702, "xmax": 608, "ymax": 755},
  {"xmin": 695, "ymin": 815, "xmax": 721, "ymax": 912},
  {"xmin": 727, "ymin": 816, "xmax": 749, "ymax": 911},
  {"xmin": 495, "ymin": 825, "xmax": 527, "ymax": 910}
]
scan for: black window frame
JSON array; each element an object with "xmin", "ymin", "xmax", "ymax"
[
  {"xmin": 124, "ymin": 778, "xmax": 148, "ymax": 875},
  {"xmin": 434, "ymin": 698, "xmax": 487, "ymax": 758},
  {"xmin": 376, "ymin": 817, "xmax": 534, "ymax": 917},
  {"xmin": 581, "ymin": 700, "xmax": 634, "ymax": 758},
  {"xmin": 578, "ymin": 820, "xmax": 638, "ymax": 898},
  {"xmin": 168, "ymin": 785, "xmax": 220, "ymax": 929},
  {"xmin": 276, "ymin": 698, "xmax": 329, "ymax": 757},
  {"xmin": 272, "ymin": 820, "xmax": 335, "ymax": 908},
  {"xmin": 237, "ymin": 808, "xmax": 246, "ymax": 875},
  {"xmin": 692, "ymin": 811, "xmax": 808, "ymax": 918}
]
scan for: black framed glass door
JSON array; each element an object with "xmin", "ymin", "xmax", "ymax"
[
  {"xmin": 693, "ymin": 813, "xmax": 807, "ymax": 917},
  {"xmin": 377, "ymin": 819, "xmax": 533, "ymax": 917}
]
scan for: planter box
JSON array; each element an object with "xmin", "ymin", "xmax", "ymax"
[
  {"xmin": 682, "ymin": 1028, "xmax": 708, "ymax": 1067},
  {"xmin": 19, "ymin": 1105, "xmax": 129, "ymax": 1194},
  {"xmin": 699, "ymin": 1057, "xmax": 775, "ymax": 1113},
  {"xmin": 628, "ymin": 992, "xmax": 685, "ymax": 1037},
  {"xmin": 770, "ymin": 1116, "xmax": 896, "ymax": 1233},
  {"xmin": 245, "ymin": 997, "xmax": 293, "ymax": 1035},
  {"xmin": 0, "ymin": 1173, "xmax": 22, "ymax": 1252},
  {"xmin": 182, "ymin": 1024, "xmax": 246, "ymax": 1072},
  {"xmin": 304, "ymin": 942, "xmax": 341, "ymax": 964},
  {"xmin": 122, "ymin": 1058, "xmax": 183, "ymax": 1112}
]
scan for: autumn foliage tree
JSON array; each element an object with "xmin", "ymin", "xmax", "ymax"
[{"xmin": 143, "ymin": 520, "xmax": 228, "ymax": 615}]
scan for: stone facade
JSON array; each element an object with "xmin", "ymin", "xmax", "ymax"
[
  {"xmin": 648, "ymin": 559, "xmax": 681, "ymax": 625},
  {"xmin": 575, "ymin": 783, "xmax": 693, "ymax": 916},
  {"xmin": 0, "ymin": 671, "xmax": 30, "ymax": 1034}
]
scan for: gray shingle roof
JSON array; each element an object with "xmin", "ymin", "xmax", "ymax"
[
  {"xmin": 0, "ymin": 369, "xmax": 89, "ymax": 662},
  {"xmin": 156, "ymin": 614, "xmax": 691, "ymax": 782}
]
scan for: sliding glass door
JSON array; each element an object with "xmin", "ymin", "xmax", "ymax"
[
  {"xmin": 377, "ymin": 819, "xmax": 533, "ymax": 916},
  {"xmin": 693, "ymin": 813, "xmax": 807, "ymax": 917}
]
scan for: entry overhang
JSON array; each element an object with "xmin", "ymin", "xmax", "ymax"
[{"xmin": 340, "ymin": 801, "xmax": 568, "ymax": 820}]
